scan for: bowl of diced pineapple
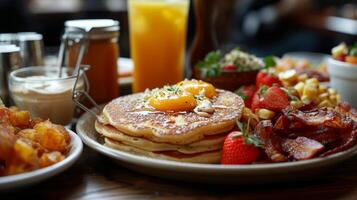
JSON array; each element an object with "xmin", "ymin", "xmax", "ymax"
[{"xmin": 328, "ymin": 43, "xmax": 357, "ymax": 108}]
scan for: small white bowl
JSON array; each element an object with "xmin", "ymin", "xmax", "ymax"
[
  {"xmin": 327, "ymin": 57, "xmax": 357, "ymax": 108},
  {"xmin": 0, "ymin": 129, "xmax": 83, "ymax": 191}
]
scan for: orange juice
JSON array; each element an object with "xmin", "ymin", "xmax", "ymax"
[{"xmin": 129, "ymin": 0, "xmax": 189, "ymax": 92}]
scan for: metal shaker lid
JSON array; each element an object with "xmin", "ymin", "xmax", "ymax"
[
  {"xmin": 17, "ymin": 32, "xmax": 43, "ymax": 41},
  {"xmin": 0, "ymin": 44, "xmax": 20, "ymax": 53},
  {"xmin": 0, "ymin": 33, "xmax": 18, "ymax": 44},
  {"xmin": 65, "ymin": 19, "xmax": 120, "ymax": 39}
]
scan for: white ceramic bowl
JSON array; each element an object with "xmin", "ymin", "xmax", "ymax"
[
  {"xmin": 0, "ymin": 129, "xmax": 83, "ymax": 191},
  {"xmin": 327, "ymin": 57, "xmax": 357, "ymax": 108}
]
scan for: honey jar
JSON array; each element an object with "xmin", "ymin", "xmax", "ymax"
[{"xmin": 64, "ymin": 19, "xmax": 119, "ymax": 104}]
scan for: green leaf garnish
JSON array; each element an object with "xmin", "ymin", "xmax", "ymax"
[
  {"xmin": 235, "ymin": 87, "xmax": 248, "ymax": 100},
  {"xmin": 281, "ymin": 87, "xmax": 299, "ymax": 101},
  {"xmin": 258, "ymin": 85, "xmax": 269, "ymax": 96},
  {"xmin": 196, "ymin": 51, "xmax": 222, "ymax": 78},
  {"xmin": 263, "ymin": 56, "xmax": 276, "ymax": 69},
  {"xmin": 350, "ymin": 43, "xmax": 357, "ymax": 56},
  {"xmin": 237, "ymin": 120, "xmax": 263, "ymax": 147}
]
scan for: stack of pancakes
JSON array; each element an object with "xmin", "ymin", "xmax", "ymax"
[{"xmin": 95, "ymin": 90, "xmax": 244, "ymax": 163}]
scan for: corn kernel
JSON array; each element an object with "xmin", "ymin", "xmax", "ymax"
[
  {"xmin": 303, "ymin": 84, "xmax": 318, "ymax": 99},
  {"xmin": 290, "ymin": 100, "xmax": 303, "ymax": 109},
  {"xmin": 330, "ymin": 95, "xmax": 337, "ymax": 104},
  {"xmin": 318, "ymin": 93, "xmax": 329, "ymax": 101},
  {"xmin": 306, "ymin": 78, "xmax": 319, "ymax": 86},
  {"xmin": 301, "ymin": 95, "xmax": 311, "ymax": 104},
  {"xmin": 298, "ymin": 74, "xmax": 308, "ymax": 82},
  {"xmin": 279, "ymin": 69, "xmax": 297, "ymax": 83},
  {"xmin": 294, "ymin": 82, "xmax": 305, "ymax": 96},
  {"xmin": 328, "ymin": 88, "xmax": 337, "ymax": 95},
  {"xmin": 318, "ymin": 100, "xmax": 333, "ymax": 108},
  {"xmin": 318, "ymin": 85, "xmax": 327, "ymax": 93},
  {"xmin": 257, "ymin": 109, "xmax": 275, "ymax": 120}
]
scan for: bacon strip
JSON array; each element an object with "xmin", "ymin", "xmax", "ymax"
[
  {"xmin": 282, "ymin": 137, "xmax": 324, "ymax": 160},
  {"xmin": 255, "ymin": 120, "xmax": 287, "ymax": 162},
  {"xmin": 320, "ymin": 128, "xmax": 357, "ymax": 157}
]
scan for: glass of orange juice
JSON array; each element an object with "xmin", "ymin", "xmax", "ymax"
[{"xmin": 128, "ymin": 0, "xmax": 189, "ymax": 92}]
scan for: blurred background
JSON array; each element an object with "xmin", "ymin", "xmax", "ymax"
[{"xmin": 1, "ymin": 0, "xmax": 356, "ymax": 57}]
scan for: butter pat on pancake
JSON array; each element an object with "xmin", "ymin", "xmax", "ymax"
[{"xmin": 100, "ymin": 89, "xmax": 244, "ymax": 145}]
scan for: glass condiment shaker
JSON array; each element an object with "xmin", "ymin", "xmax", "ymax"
[{"xmin": 64, "ymin": 19, "xmax": 120, "ymax": 104}]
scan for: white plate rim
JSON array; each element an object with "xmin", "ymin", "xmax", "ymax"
[{"xmin": 0, "ymin": 129, "xmax": 83, "ymax": 188}]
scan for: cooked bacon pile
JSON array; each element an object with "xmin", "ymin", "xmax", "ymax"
[
  {"xmin": 0, "ymin": 107, "xmax": 70, "ymax": 176},
  {"xmin": 254, "ymin": 102, "xmax": 357, "ymax": 162}
]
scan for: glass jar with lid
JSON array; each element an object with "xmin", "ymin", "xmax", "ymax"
[{"xmin": 64, "ymin": 19, "xmax": 119, "ymax": 104}]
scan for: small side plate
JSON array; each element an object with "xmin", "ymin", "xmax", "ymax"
[{"xmin": 0, "ymin": 129, "xmax": 83, "ymax": 191}]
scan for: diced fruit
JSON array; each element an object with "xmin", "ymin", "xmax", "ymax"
[
  {"xmin": 258, "ymin": 86, "xmax": 290, "ymax": 112},
  {"xmin": 149, "ymin": 93, "xmax": 197, "ymax": 112},
  {"xmin": 177, "ymin": 79, "xmax": 216, "ymax": 98},
  {"xmin": 332, "ymin": 43, "xmax": 348, "ymax": 58},
  {"xmin": 221, "ymin": 131, "xmax": 260, "ymax": 165},
  {"xmin": 256, "ymin": 71, "xmax": 281, "ymax": 88},
  {"xmin": 235, "ymin": 85, "xmax": 256, "ymax": 108},
  {"xmin": 222, "ymin": 65, "xmax": 237, "ymax": 71},
  {"xmin": 346, "ymin": 56, "xmax": 357, "ymax": 64}
]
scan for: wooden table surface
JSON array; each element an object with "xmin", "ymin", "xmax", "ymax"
[{"xmin": 2, "ymin": 145, "xmax": 357, "ymax": 200}]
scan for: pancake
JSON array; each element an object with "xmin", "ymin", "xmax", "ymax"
[
  {"xmin": 95, "ymin": 120, "xmax": 225, "ymax": 154},
  {"xmin": 100, "ymin": 89, "xmax": 244, "ymax": 145},
  {"xmin": 104, "ymin": 138, "xmax": 221, "ymax": 163}
]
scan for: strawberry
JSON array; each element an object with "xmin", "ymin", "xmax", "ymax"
[
  {"xmin": 221, "ymin": 122, "xmax": 261, "ymax": 165},
  {"xmin": 235, "ymin": 85, "xmax": 256, "ymax": 108},
  {"xmin": 251, "ymin": 90, "xmax": 260, "ymax": 112},
  {"xmin": 222, "ymin": 65, "xmax": 237, "ymax": 71},
  {"xmin": 251, "ymin": 86, "xmax": 290, "ymax": 112},
  {"xmin": 256, "ymin": 71, "xmax": 281, "ymax": 88}
]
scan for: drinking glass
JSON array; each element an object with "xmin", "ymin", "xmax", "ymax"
[{"xmin": 128, "ymin": 0, "xmax": 189, "ymax": 92}]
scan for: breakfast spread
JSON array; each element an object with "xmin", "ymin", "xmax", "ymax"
[
  {"xmin": 95, "ymin": 79, "xmax": 244, "ymax": 163},
  {"xmin": 0, "ymin": 105, "xmax": 71, "ymax": 176}
]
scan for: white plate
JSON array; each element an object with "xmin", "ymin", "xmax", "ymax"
[
  {"xmin": 77, "ymin": 110, "xmax": 357, "ymax": 184},
  {"xmin": 0, "ymin": 129, "xmax": 83, "ymax": 190}
]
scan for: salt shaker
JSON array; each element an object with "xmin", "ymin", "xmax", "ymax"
[{"xmin": 0, "ymin": 44, "xmax": 21, "ymax": 105}]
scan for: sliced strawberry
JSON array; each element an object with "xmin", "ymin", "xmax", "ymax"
[
  {"xmin": 251, "ymin": 90, "xmax": 260, "ymax": 112},
  {"xmin": 222, "ymin": 65, "xmax": 237, "ymax": 71},
  {"xmin": 260, "ymin": 86, "xmax": 290, "ymax": 112},
  {"xmin": 235, "ymin": 85, "xmax": 256, "ymax": 108},
  {"xmin": 256, "ymin": 71, "xmax": 281, "ymax": 88},
  {"xmin": 221, "ymin": 131, "xmax": 260, "ymax": 165}
]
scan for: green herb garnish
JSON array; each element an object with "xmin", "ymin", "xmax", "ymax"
[
  {"xmin": 350, "ymin": 43, "xmax": 357, "ymax": 56},
  {"xmin": 235, "ymin": 86, "xmax": 248, "ymax": 100},
  {"xmin": 237, "ymin": 120, "xmax": 263, "ymax": 147},
  {"xmin": 263, "ymin": 55, "xmax": 276, "ymax": 69},
  {"xmin": 196, "ymin": 51, "xmax": 222, "ymax": 78}
]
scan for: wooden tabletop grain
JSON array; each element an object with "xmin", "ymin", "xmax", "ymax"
[{"xmin": 1, "ymin": 146, "xmax": 357, "ymax": 200}]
